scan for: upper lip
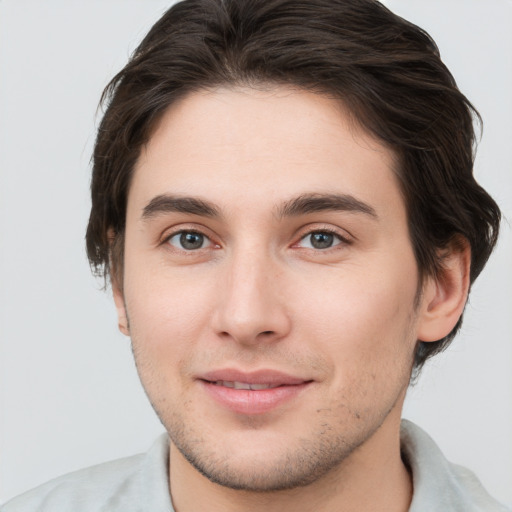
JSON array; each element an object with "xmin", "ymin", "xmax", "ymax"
[{"xmin": 198, "ymin": 369, "xmax": 311, "ymax": 386}]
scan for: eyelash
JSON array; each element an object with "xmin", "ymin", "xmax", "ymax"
[
  {"xmin": 295, "ymin": 227, "xmax": 352, "ymax": 251},
  {"xmin": 161, "ymin": 226, "xmax": 352, "ymax": 253},
  {"xmin": 164, "ymin": 229, "xmax": 217, "ymax": 252}
]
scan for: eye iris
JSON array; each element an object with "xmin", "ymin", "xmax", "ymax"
[
  {"xmin": 310, "ymin": 232, "xmax": 334, "ymax": 249},
  {"xmin": 180, "ymin": 232, "xmax": 204, "ymax": 250}
]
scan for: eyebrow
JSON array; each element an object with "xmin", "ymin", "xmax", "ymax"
[
  {"xmin": 142, "ymin": 194, "xmax": 221, "ymax": 220},
  {"xmin": 277, "ymin": 193, "xmax": 378, "ymax": 219},
  {"xmin": 141, "ymin": 192, "xmax": 377, "ymax": 222}
]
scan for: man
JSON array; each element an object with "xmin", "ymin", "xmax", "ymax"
[{"xmin": 1, "ymin": 0, "xmax": 508, "ymax": 510}]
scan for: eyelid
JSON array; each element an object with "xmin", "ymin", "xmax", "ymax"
[
  {"xmin": 160, "ymin": 223, "xmax": 221, "ymax": 249},
  {"xmin": 292, "ymin": 223, "xmax": 354, "ymax": 247},
  {"xmin": 158, "ymin": 222, "xmax": 353, "ymax": 251}
]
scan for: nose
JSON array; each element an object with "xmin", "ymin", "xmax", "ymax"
[{"xmin": 212, "ymin": 247, "xmax": 292, "ymax": 346}]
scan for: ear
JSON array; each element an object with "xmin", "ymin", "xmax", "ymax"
[
  {"xmin": 112, "ymin": 277, "xmax": 130, "ymax": 336},
  {"xmin": 416, "ymin": 238, "xmax": 471, "ymax": 342},
  {"xmin": 108, "ymin": 228, "xmax": 130, "ymax": 337}
]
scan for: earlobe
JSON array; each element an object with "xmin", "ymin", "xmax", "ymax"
[{"xmin": 416, "ymin": 238, "xmax": 471, "ymax": 342}]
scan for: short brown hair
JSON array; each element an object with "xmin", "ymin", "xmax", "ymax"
[{"xmin": 86, "ymin": 0, "xmax": 501, "ymax": 370}]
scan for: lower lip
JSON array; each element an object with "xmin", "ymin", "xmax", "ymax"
[{"xmin": 200, "ymin": 381, "xmax": 310, "ymax": 415}]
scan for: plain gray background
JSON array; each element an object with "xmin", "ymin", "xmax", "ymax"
[{"xmin": 1, "ymin": 0, "xmax": 511, "ymax": 506}]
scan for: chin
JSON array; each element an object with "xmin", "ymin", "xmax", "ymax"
[{"xmin": 167, "ymin": 418, "xmax": 371, "ymax": 492}]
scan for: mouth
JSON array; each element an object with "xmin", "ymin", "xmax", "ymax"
[
  {"xmin": 208, "ymin": 380, "xmax": 286, "ymax": 390},
  {"xmin": 197, "ymin": 369, "xmax": 313, "ymax": 415}
]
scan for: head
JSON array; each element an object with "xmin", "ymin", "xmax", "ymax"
[
  {"xmin": 85, "ymin": 0, "xmax": 500, "ymax": 494},
  {"xmin": 86, "ymin": 0, "xmax": 500, "ymax": 372}
]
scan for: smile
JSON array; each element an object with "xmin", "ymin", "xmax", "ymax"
[
  {"xmin": 211, "ymin": 381, "xmax": 282, "ymax": 390},
  {"xmin": 198, "ymin": 370, "xmax": 313, "ymax": 415}
]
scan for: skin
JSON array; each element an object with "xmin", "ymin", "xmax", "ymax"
[{"xmin": 113, "ymin": 86, "xmax": 470, "ymax": 512}]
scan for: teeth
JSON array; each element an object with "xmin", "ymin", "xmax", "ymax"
[
  {"xmin": 234, "ymin": 381, "xmax": 251, "ymax": 390},
  {"xmin": 249, "ymin": 383, "xmax": 274, "ymax": 390},
  {"xmin": 214, "ymin": 381, "xmax": 279, "ymax": 390}
]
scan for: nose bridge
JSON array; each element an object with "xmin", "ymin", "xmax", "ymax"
[{"xmin": 213, "ymin": 240, "xmax": 290, "ymax": 344}]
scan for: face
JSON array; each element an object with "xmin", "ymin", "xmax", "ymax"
[{"xmin": 117, "ymin": 87, "xmax": 428, "ymax": 491}]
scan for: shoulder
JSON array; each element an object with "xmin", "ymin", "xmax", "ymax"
[
  {"xmin": 401, "ymin": 420, "xmax": 510, "ymax": 512},
  {"xmin": 0, "ymin": 455, "xmax": 144, "ymax": 512},
  {"xmin": 0, "ymin": 434, "xmax": 172, "ymax": 512}
]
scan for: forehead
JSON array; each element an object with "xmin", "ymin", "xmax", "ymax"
[{"xmin": 130, "ymin": 86, "xmax": 404, "ymax": 221}]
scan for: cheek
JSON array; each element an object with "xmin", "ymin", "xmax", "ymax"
[
  {"xmin": 297, "ymin": 272, "xmax": 417, "ymax": 419},
  {"xmin": 293, "ymin": 260, "xmax": 419, "ymax": 372},
  {"xmin": 123, "ymin": 261, "xmax": 218, "ymax": 364},
  {"xmin": 124, "ymin": 274, "xmax": 216, "ymax": 413}
]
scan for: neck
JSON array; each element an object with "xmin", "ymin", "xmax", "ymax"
[{"xmin": 168, "ymin": 413, "xmax": 412, "ymax": 512}]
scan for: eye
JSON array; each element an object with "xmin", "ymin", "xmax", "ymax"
[
  {"xmin": 167, "ymin": 231, "xmax": 210, "ymax": 250},
  {"xmin": 298, "ymin": 231, "xmax": 345, "ymax": 250}
]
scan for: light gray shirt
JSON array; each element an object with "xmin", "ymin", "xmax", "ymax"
[{"xmin": 2, "ymin": 420, "xmax": 509, "ymax": 511}]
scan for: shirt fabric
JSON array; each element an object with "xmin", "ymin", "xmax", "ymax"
[{"xmin": 1, "ymin": 420, "xmax": 509, "ymax": 512}]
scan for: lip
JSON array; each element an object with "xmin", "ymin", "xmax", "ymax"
[{"xmin": 197, "ymin": 369, "xmax": 313, "ymax": 415}]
